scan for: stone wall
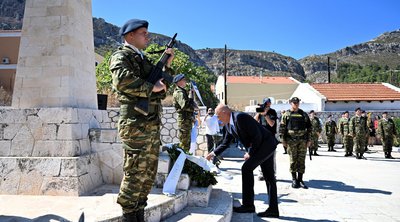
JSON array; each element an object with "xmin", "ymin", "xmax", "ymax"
[{"xmin": 0, "ymin": 106, "xmax": 208, "ymax": 195}]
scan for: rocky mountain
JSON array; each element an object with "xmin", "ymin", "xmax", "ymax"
[
  {"xmin": 1, "ymin": 0, "xmax": 399, "ymax": 82},
  {"xmin": 300, "ymin": 30, "xmax": 400, "ymax": 82},
  {"xmin": 195, "ymin": 49, "xmax": 306, "ymax": 80},
  {"xmin": 0, "ymin": 0, "xmax": 24, "ymax": 30}
]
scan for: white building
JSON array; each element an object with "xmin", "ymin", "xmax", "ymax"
[{"xmin": 291, "ymin": 83, "xmax": 400, "ymax": 111}]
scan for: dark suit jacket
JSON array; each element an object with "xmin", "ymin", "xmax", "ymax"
[{"xmin": 213, "ymin": 112, "xmax": 277, "ymax": 156}]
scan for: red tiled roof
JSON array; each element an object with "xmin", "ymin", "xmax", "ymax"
[
  {"xmin": 227, "ymin": 76, "xmax": 297, "ymax": 84},
  {"xmin": 310, "ymin": 83, "xmax": 400, "ymax": 101}
]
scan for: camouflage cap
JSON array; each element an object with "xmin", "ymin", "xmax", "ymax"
[{"xmin": 119, "ymin": 19, "xmax": 149, "ymax": 36}]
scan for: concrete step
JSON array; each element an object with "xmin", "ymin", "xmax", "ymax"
[
  {"xmin": 230, "ymin": 199, "xmax": 253, "ymax": 222},
  {"xmin": 162, "ymin": 189, "xmax": 233, "ymax": 222},
  {"xmin": 0, "ymin": 184, "xmax": 188, "ymax": 222}
]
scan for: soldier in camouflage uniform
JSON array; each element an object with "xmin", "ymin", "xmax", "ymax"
[
  {"xmin": 378, "ymin": 112, "xmax": 397, "ymax": 159},
  {"xmin": 349, "ymin": 107, "xmax": 369, "ymax": 159},
  {"xmin": 309, "ymin": 110, "xmax": 322, "ymax": 155},
  {"xmin": 280, "ymin": 97, "xmax": 312, "ymax": 189},
  {"xmin": 339, "ymin": 111, "xmax": 353, "ymax": 157},
  {"xmin": 324, "ymin": 114, "xmax": 337, "ymax": 152},
  {"xmin": 173, "ymin": 74, "xmax": 196, "ymax": 151},
  {"xmin": 109, "ymin": 19, "xmax": 175, "ymax": 222}
]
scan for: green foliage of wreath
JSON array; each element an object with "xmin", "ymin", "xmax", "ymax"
[{"xmin": 166, "ymin": 144, "xmax": 217, "ymax": 187}]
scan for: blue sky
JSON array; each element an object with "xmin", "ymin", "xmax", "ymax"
[{"xmin": 92, "ymin": 0, "xmax": 400, "ymax": 59}]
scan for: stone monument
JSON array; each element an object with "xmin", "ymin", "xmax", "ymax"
[{"xmin": 0, "ymin": 0, "xmax": 103, "ymax": 196}]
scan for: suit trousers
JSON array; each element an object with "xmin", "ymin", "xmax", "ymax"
[{"xmin": 241, "ymin": 136, "xmax": 278, "ymax": 210}]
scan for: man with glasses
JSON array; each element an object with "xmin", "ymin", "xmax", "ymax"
[
  {"xmin": 279, "ymin": 97, "xmax": 312, "ymax": 189},
  {"xmin": 109, "ymin": 18, "xmax": 175, "ymax": 222}
]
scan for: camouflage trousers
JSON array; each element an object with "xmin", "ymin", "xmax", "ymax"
[
  {"xmin": 381, "ymin": 136, "xmax": 394, "ymax": 152},
  {"xmin": 310, "ymin": 134, "xmax": 319, "ymax": 152},
  {"xmin": 177, "ymin": 117, "xmax": 193, "ymax": 151},
  {"xmin": 287, "ymin": 139, "xmax": 307, "ymax": 174},
  {"xmin": 117, "ymin": 116, "xmax": 161, "ymax": 213},
  {"xmin": 342, "ymin": 135, "xmax": 353, "ymax": 153},
  {"xmin": 326, "ymin": 134, "xmax": 335, "ymax": 148},
  {"xmin": 353, "ymin": 135, "xmax": 367, "ymax": 154}
]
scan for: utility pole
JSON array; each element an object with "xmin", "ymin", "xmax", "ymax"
[
  {"xmin": 327, "ymin": 56, "xmax": 331, "ymax": 83},
  {"xmin": 224, "ymin": 44, "xmax": 227, "ymax": 105}
]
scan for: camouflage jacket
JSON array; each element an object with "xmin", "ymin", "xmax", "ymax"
[
  {"xmin": 109, "ymin": 45, "xmax": 170, "ymax": 104},
  {"xmin": 349, "ymin": 115, "xmax": 368, "ymax": 137},
  {"xmin": 338, "ymin": 117, "xmax": 351, "ymax": 136},
  {"xmin": 173, "ymin": 86, "xmax": 195, "ymax": 116},
  {"xmin": 378, "ymin": 118, "xmax": 397, "ymax": 138},
  {"xmin": 325, "ymin": 120, "xmax": 337, "ymax": 136},
  {"xmin": 310, "ymin": 117, "xmax": 322, "ymax": 136}
]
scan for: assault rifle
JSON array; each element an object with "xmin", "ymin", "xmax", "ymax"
[
  {"xmin": 308, "ymin": 146, "xmax": 312, "ymax": 160},
  {"xmin": 135, "ymin": 33, "xmax": 178, "ymax": 115}
]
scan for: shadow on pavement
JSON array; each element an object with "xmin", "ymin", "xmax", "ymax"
[
  {"xmin": 365, "ymin": 156, "xmax": 400, "ymax": 162},
  {"xmin": 309, "ymin": 180, "xmax": 391, "ymax": 195},
  {"xmin": 254, "ymin": 216, "xmax": 340, "ymax": 222},
  {"xmin": 278, "ymin": 179, "xmax": 391, "ymax": 194}
]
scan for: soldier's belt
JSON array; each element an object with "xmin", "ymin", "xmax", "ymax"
[
  {"xmin": 287, "ymin": 135, "xmax": 307, "ymax": 140},
  {"xmin": 120, "ymin": 103, "xmax": 159, "ymax": 117},
  {"xmin": 288, "ymin": 130, "xmax": 306, "ymax": 135}
]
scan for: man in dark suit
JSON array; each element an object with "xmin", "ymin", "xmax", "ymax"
[{"xmin": 206, "ymin": 104, "xmax": 279, "ymax": 218}]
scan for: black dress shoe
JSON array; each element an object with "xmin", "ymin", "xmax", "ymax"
[
  {"xmin": 233, "ymin": 205, "xmax": 255, "ymax": 213},
  {"xmin": 257, "ymin": 209, "xmax": 280, "ymax": 218}
]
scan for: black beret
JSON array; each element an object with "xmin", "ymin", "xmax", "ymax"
[
  {"xmin": 119, "ymin": 19, "xmax": 149, "ymax": 36},
  {"xmin": 289, "ymin": 97, "xmax": 300, "ymax": 103},
  {"xmin": 309, "ymin": 110, "xmax": 315, "ymax": 114},
  {"xmin": 355, "ymin": 107, "xmax": 361, "ymax": 112},
  {"xmin": 383, "ymin": 111, "xmax": 388, "ymax": 114},
  {"xmin": 173, "ymin": 74, "xmax": 185, "ymax": 83},
  {"xmin": 344, "ymin": 111, "xmax": 349, "ymax": 114}
]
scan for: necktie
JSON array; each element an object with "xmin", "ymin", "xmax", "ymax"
[{"xmin": 230, "ymin": 124, "xmax": 239, "ymax": 139}]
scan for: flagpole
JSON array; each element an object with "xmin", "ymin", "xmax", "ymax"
[{"xmin": 224, "ymin": 44, "xmax": 227, "ymax": 105}]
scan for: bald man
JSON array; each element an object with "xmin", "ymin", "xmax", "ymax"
[{"xmin": 206, "ymin": 104, "xmax": 279, "ymax": 218}]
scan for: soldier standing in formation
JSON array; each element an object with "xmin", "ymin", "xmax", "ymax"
[
  {"xmin": 280, "ymin": 97, "xmax": 312, "ymax": 189},
  {"xmin": 173, "ymin": 74, "xmax": 197, "ymax": 151},
  {"xmin": 324, "ymin": 114, "xmax": 337, "ymax": 152},
  {"xmin": 309, "ymin": 110, "xmax": 322, "ymax": 156},
  {"xmin": 109, "ymin": 19, "xmax": 175, "ymax": 222},
  {"xmin": 378, "ymin": 112, "xmax": 397, "ymax": 159},
  {"xmin": 350, "ymin": 107, "xmax": 369, "ymax": 159},
  {"xmin": 339, "ymin": 111, "xmax": 353, "ymax": 157}
]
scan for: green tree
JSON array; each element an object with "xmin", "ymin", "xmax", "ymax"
[{"xmin": 95, "ymin": 44, "xmax": 219, "ymax": 108}]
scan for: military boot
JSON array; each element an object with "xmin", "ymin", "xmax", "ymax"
[
  {"xmin": 122, "ymin": 212, "xmax": 138, "ymax": 222},
  {"xmin": 291, "ymin": 172, "xmax": 300, "ymax": 189},
  {"xmin": 297, "ymin": 173, "xmax": 308, "ymax": 189},
  {"xmin": 136, "ymin": 209, "xmax": 145, "ymax": 222},
  {"xmin": 384, "ymin": 152, "xmax": 388, "ymax": 158},
  {"xmin": 313, "ymin": 150, "xmax": 319, "ymax": 156},
  {"xmin": 387, "ymin": 152, "xmax": 395, "ymax": 159}
]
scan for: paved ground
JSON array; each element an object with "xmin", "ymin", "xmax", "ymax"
[
  {"xmin": 215, "ymin": 143, "xmax": 400, "ymax": 222},
  {"xmin": 1, "ymin": 143, "xmax": 399, "ymax": 222}
]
